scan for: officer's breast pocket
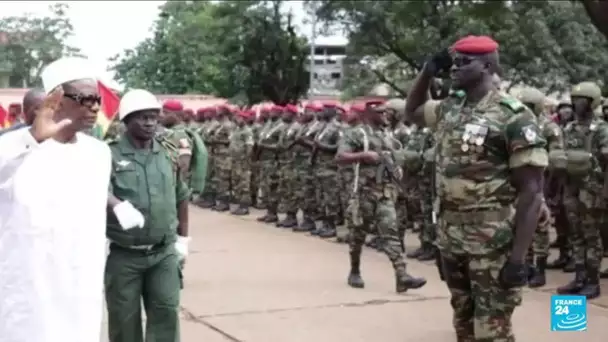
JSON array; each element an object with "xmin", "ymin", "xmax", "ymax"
[
  {"xmin": 151, "ymin": 158, "xmax": 175, "ymax": 197},
  {"xmin": 112, "ymin": 163, "xmax": 139, "ymax": 196}
]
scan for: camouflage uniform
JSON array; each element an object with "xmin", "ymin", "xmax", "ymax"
[
  {"xmin": 200, "ymin": 116, "xmax": 220, "ymax": 207},
  {"xmin": 337, "ymin": 120, "xmax": 357, "ymax": 242},
  {"xmin": 424, "ymin": 89, "xmax": 548, "ymax": 341},
  {"xmin": 210, "ymin": 117, "xmax": 235, "ymax": 211},
  {"xmin": 401, "ymin": 126, "xmax": 427, "ymax": 240},
  {"xmin": 105, "ymin": 120, "xmax": 125, "ymax": 141},
  {"xmin": 257, "ymin": 119, "xmax": 286, "ymax": 222},
  {"xmin": 250, "ymin": 120, "xmax": 264, "ymax": 208},
  {"xmin": 276, "ymin": 119, "xmax": 301, "ymax": 227},
  {"xmin": 557, "ymin": 82, "xmax": 607, "ymax": 299},
  {"xmin": 313, "ymin": 118, "xmax": 342, "ymax": 238},
  {"xmin": 519, "ymin": 87, "xmax": 565, "ymax": 288},
  {"xmin": 158, "ymin": 124, "xmax": 193, "ymax": 181},
  {"xmin": 229, "ymin": 122, "xmax": 255, "ymax": 213},
  {"xmin": 292, "ymin": 119, "xmax": 322, "ymax": 232},
  {"xmin": 338, "ymin": 125, "xmax": 426, "ymax": 292},
  {"xmin": 392, "ymin": 121, "xmax": 412, "ymax": 250}
]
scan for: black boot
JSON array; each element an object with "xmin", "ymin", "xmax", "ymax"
[
  {"xmin": 256, "ymin": 210, "xmax": 278, "ymax": 223},
  {"xmin": 231, "ymin": 204, "xmax": 249, "ymax": 216},
  {"xmin": 546, "ymin": 247, "xmax": 571, "ymax": 270},
  {"xmin": 213, "ymin": 197, "xmax": 230, "ymax": 212},
  {"xmin": 557, "ymin": 264, "xmax": 586, "ymax": 294},
  {"xmin": 406, "ymin": 246, "xmax": 424, "ymax": 259},
  {"xmin": 528, "ymin": 257, "xmax": 547, "ymax": 288},
  {"xmin": 347, "ymin": 251, "xmax": 365, "ymax": 288},
  {"xmin": 579, "ymin": 267, "xmax": 601, "ymax": 299},
  {"xmin": 395, "ymin": 268, "xmax": 427, "ymax": 293},
  {"xmin": 416, "ymin": 244, "xmax": 436, "ymax": 261},
  {"xmin": 276, "ymin": 212, "xmax": 298, "ymax": 228},
  {"xmin": 293, "ymin": 216, "xmax": 315, "ymax": 232},
  {"xmin": 318, "ymin": 220, "xmax": 337, "ymax": 238},
  {"xmin": 563, "ymin": 258, "xmax": 576, "ymax": 273},
  {"xmin": 197, "ymin": 195, "xmax": 216, "ymax": 209}
]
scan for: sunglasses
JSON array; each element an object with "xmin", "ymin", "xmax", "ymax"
[
  {"xmin": 452, "ymin": 56, "xmax": 477, "ymax": 67},
  {"xmin": 64, "ymin": 93, "xmax": 102, "ymax": 107}
]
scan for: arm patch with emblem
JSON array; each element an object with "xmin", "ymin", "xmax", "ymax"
[{"xmin": 499, "ymin": 97, "xmax": 525, "ymax": 113}]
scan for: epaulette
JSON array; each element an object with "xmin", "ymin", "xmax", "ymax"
[
  {"xmin": 499, "ymin": 97, "xmax": 525, "ymax": 113},
  {"xmin": 155, "ymin": 136, "xmax": 180, "ymax": 167}
]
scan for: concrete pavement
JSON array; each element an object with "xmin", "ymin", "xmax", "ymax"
[{"xmin": 102, "ymin": 206, "xmax": 608, "ymax": 341}]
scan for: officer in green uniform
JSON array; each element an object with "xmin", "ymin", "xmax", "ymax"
[{"xmin": 105, "ymin": 89, "xmax": 191, "ymax": 342}]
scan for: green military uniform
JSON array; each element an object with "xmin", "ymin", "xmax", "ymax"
[
  {"xmin": 276, "ymin": 118, "xmax": 302, "ymax": 227},
  {"xmin": 199, "ymin": 116, "xmax": 220, "ymax": 207},
  {"xmin": 106, "ymin": 135, "xmax": 190, "ymax": 342},
  {"xmin": 338, "ymin": 124, "xmax": 426, "ymax": 292},
  {"xmin": 519, "ymin": 87, "xmax": 565, "ymax": 288},
  {"xmin": 250, "ymin": 120, "xmax": 264, "ymax": 208},
  {"xmin": 424, "ymin": 89, "xmax": 548, "ymax": 341},
  {"xmin": 557, "ymin": 82, "xmax": 608, "ymax": 299},
  {"xmin": 257, "ymin": 118, "xmax": 286, "ymax": 223},
  {"xmin": 209, "ymin": 116, "xmax": 236, "ymax": 211},
  {"xmin": 229, "ymin": 120, "xmax": 255, "ymax": 212}
]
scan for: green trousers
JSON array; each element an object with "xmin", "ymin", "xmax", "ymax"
[{"xmin": 105, "ymin": 244, "xmax": 181, "ymax": 342}]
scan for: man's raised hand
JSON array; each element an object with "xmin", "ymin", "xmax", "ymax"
[{"xmin": 29, "ymin": 88, "xmax": 72, "ymax": 142}]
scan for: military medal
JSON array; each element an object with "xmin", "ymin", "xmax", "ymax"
[
  {"xmin": 468, "ymin": 136, "xmax": 476, "ymax": 144},
  {"xmin": 461, "ymin": 143, "xmax": 469, "ymax": 152},
  {"xmin": 475, "ymin": 137, "xmax": 484, "ymax": 146},
  {"xmin": 462, "ymin": 132, "xmax": 470, "ymax": 141}
]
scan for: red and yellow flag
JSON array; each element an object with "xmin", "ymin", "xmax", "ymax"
[{"xmin": 92, "ymin": 80, "xmax": 120, "ymax": 138}]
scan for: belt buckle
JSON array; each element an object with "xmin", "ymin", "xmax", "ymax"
[{"xmin": 131, "ymin": 244, "xmax": 154, "ymax": 251}]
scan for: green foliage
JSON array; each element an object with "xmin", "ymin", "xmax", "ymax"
[
  {"xmin": 0, "ymin": 3, "xmax": 82, "ymax": 87},
  {"xmin": 110, "ymin": 0, "xmax": 309, "ymax": 105},
  {"xmin": 312, "ymin": 0, "xmax": 608, "ymax": 95}
]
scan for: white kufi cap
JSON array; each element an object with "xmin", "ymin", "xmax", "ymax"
[{"xmin": 40, "ymin": 57, "xmax": 98, "ymax": 94}]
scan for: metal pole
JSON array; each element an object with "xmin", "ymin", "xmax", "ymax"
[{"xmin": 308, "ymin": 5, "xmax": 317, "ymax": 97}]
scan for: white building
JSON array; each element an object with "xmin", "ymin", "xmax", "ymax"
[{"xmin": 306, "ymin": 36, "xmax": 347, "ymax": 97}]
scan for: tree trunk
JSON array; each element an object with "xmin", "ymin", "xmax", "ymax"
[{"xmin": 581, "ymin": 0, "xmax": 608, "ymax": 40}]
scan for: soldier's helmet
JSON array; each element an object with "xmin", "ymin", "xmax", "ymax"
[
  {"xmin": 518, "ymin": 87, "xmax": 545, "ymax": 115},
  {"xmin": 119, "ymin": 89, "xmax": 162, "ymax": 121},
  {"xmin": 571, "ymin": 82, "xmax": 603, "ymax": 110}
]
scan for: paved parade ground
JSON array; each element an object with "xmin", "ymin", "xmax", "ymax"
[{"xmin": 103, "ymin": 206, "xmax": 608, "ymax": 341}]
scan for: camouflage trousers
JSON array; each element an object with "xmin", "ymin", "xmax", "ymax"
[
  {"xmin": 251, "ymin": 160, "xmax": 262, "ymax": 205},
  {"xmin": 395, "ymin": 195, "xmax": 408, "ymax": 247},
  {"xmin": 316, "ymin": 169, "xmax": 341, "ymax": 223},
  {"xmin": 278, "ymin": 163, "xmax": 297, "ymax": 213},
  {"xmin": 349, "ymin": 186, "xmax": 407, "ymax": 276},
  {"xmin": 203, "ymin": 151, "xmax": 216, "ymax": 197},
  {"xmin": 212, "ymin": 152, "xmax": 232, "ymax": 200},
  {"xmin": 295, "ymin": 163, "xmax": 318, "ymax": 218},
  {"xmin": 419, "ymin": 187, "xmax": 436, "ymax": 245},
  {"xmin": 260, "ymin": 159, "xmax": 280, "ymax": 212},
  {"xmin": 441, "ymin": 249, "xmax": 521, "ymax": 342},
  {"xmin": 230, "ymin": 158, "xmax": 252, "ymax": 206},
  {"xmin": 564, "ymin": 191, "xmax": 604, "ymax": 269}
]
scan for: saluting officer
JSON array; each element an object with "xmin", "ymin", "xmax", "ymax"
[{"xmin": 105, "ymin": 89, "xmax": 191, "ymax": 342}]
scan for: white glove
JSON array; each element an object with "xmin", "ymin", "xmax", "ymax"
[
  {"xmin": 175, "ymin": 236, "xmax": 191, "ymax": 260},
  {"xmin": 113, "ymin": 201, "xmax": 145, "ymax": 230}
]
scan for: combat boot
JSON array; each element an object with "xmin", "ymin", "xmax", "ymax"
[
  {"xmin": 600, "ymin": 268, "xmax": 608, "ymax": 279},
  {"xmin": 528, "ymin": 257, "xmax": 547, "ymax": 288},
  {"xmin": 347, "ymin": 251, "xmax": 365, "ymax": 288},
  {"xmin": 395, "ymin": 268, "xmax": 427, "ymax": 293},
  {"xmin": 213, "ymin": 197, "xmax": 230, "ymax": 212},
  {"xmin": 546, "ymin": 247, "xmax": 571, "ymax": 270},
  {"xmin": 563, "ymin": 258, "xmax": 576, "ymax": 273},
  {"xmin": 318, "ymin": 220, "xmax": 337, "ymax": 238},
  {"xmin": 556, "ymin": 264, "xmax": 586, "ymax": 294},
  {"xmin": 406, "ymin": 246, "xmax": 424, "ymax": 259},
  {"xmin": 231, "ymin": 204, "xmax": 249, "ymax": 216},
  {"xmin": 579, "ymin": 268, "xmax": 601, "ymax": 299},
  {"xmin": 276, "ymin": 212, "xmax": 298, "ymax": 228},
  {"xmin": 293, "ymin": 217, "xmax": 315, "ymax": 232},
  {"xmin": 197, "ymin": 195, "xmax": 216, "ymax": 209},
  {"xmin": 416, "ymin": 244, "xmax": 436, "ymax": 261},
  {"xmin": 256, "ymin": 210, "xmax": 278, "ymax": 223}
]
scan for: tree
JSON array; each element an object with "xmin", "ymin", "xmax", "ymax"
[
  {"xmin": 0, "ymin": 3, "xmax": 82, "ymax": 87},
  {"xmin": 110, "ymin": 0, "xmax": 309, "ymax": 104},
  {"xmin": 313, "ymin": 0, "xmax": 608, "ymax": 95},
  {"xmin": 581, "ymin": 0, "xmax": 608, "ymax": 40}
]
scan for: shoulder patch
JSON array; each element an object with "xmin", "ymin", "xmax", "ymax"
[{"xmin": 499, "ymin": 97, "xmax": 525, "ymax": 113}]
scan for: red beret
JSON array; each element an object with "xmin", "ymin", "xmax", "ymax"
[
  {"xmin": 8, "ymin": 103, "xmax": 21, "ymax": 109},
  {"xmin": 451, "ymin": 35, "xmax": 498, "ymax": 54},
  {"xmin": 272, "ymin": 105, "xmax": 284, "ymax": 112},
  {"xmin": 285, "ymin": 104, "xmax": 298, "ymax": 114},
  {"xmin": 196, "ymin": 108, "xmax": 206, "ymax": 115},
  {"xmin": 350, "ymin": 103, "xmax": 365, "ymax": 113},
  {"xmin": 184, "ymin": 109, "xmax": 194, "ymax": 116},
  {"xmin": 163, "ymin": 100, "xmax": 183, "ymax": 112}
]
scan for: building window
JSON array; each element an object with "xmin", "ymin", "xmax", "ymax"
[{"xmin": 331, "ymin": 72, "xmax": 341, "ymax": 80}]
